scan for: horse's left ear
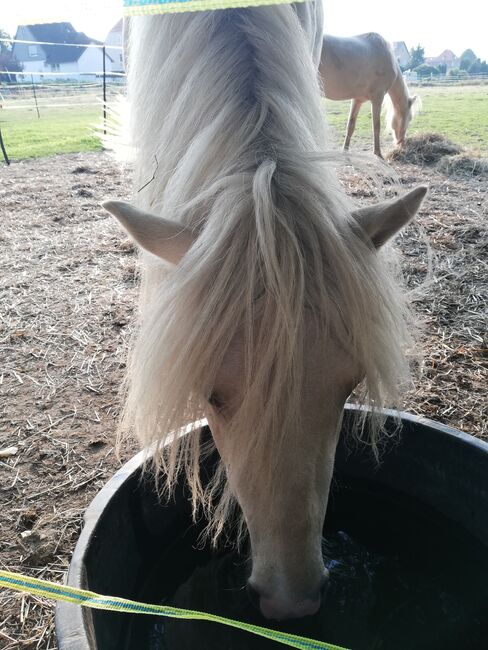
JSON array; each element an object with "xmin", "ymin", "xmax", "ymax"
[
  {"xmin": 102, "ymin": 200, "xmax": 195, "ymax": 264},
  {"xmin": 353, "ymin": 185, "xmax": 428, "ymax": 249},
  {"xmin": 409, "ymin": 95, "xmax": 418, "ymax": 107}
]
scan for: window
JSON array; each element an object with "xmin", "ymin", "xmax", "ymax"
[{"xmin": 28, "ymin": 45, "xmax": 37, "ymax": 57}]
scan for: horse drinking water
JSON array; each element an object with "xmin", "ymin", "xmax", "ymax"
[
  {"xmin": 103, "ymin": 2, "xmax": 427, "ymax": 621},
  {"xmin": 320, "ymin": 33, "xmax": 420, "ymax": 157}
]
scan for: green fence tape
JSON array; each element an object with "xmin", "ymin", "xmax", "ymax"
[
  {"xmin": 0, "ymin": 569, "xmax": 350, "ymax": 650},
  {"xmin": 123, "ymin": 0, "xmax": 306, "ymax": 16}
]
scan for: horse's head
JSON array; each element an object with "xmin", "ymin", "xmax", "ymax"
[
  {"xmin": 391, "ymin": 95, "xmax": 421, "ymax": 147},
  {"xmin": 104, "ymin": 184, "xmax": 426, "ymax": 620}
]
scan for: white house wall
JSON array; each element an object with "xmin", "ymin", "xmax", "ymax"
[
  {"xmin": 19, "ymin": 60, "xmax": 48, "ymax": 82},
  {"xmin": 105, "ymin": 28, "xmax": 124, "ymax": 73},
  {"xmin": 78, "ymin": 47, "xmax": 113, "ymax": 76},
  {"xmin": 14, "ymin": 36, "xmax": 113, "ymax": 82},
  {"xmin": 20, "ymin": 60, "xmax": 88, "ymax": 82},
  {"xmin": 106, "ymin": 48, "xmax": 124, "ymax": 73}
]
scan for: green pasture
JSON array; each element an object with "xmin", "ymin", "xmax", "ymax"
[
  {"xmin": 325, "ymin": 85, "xmax": 488, "ymax": 154},
  {"xmin": 0, "ymin": 85, "xmax": 487, "ymax": 161},
  {"xmin": 0, "ymin": 104, "xmax": 102, "ymax": 160}
]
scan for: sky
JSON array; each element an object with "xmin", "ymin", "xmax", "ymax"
[{"xmin": 1, "ymin": 0, "xmax": 488, "ymax": 61}]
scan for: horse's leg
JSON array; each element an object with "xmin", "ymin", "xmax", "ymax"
[
  {"xmin": 343, "ymin": 99, "xmax": 362, "ymax": 151},
  {"xmin": 371, "ymin": 95, "xmax": 384, "ymax": 158}
]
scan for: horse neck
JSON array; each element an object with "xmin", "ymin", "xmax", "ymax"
[{"xmin": 387, "ymin": 71, "xmax": 409, "ymax": 118}]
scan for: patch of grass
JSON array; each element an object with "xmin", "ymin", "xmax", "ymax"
[
  {"xmin": 325, "ymin": 85, "xmax": 488, "ymax": 153},
  {"xmin": 0, "ymin": 85, "xmax": 486, "ymax": 160},
  {"xmin": 0, "ymin": 105, "xmax": 103, "ymax": 160}
]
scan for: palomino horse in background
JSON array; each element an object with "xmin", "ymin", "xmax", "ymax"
[
  {"xmin": 320, "ymin": 33, "xmax": 420, "ymax": 157},
  {"xmin": 103, "ymin": 3, "xmax": 426, "ymax": 621}
]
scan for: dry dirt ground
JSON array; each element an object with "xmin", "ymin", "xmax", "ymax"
[{"xmin": 0, "ymin": 151, "xmax": 486, "ymax": 648}]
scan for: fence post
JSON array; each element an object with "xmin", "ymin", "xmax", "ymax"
[
  {"xmin": 102, "ymin": 45, "xmax": 107, "ymax": 136},
  {"xmin": 0, "ymin": 126, "xmax": 10, "ymax": 165},
  {"xmin": 31, "ymin": 74, "xmax": 40, "ymax": 118}
]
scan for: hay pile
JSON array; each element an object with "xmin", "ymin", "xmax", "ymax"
[
  {"xmin": 389, "ymin": 133, "xmax": 462, "ymax": 166},
  {"xmin": 437, "ymin": 153, "xmax": 488, "ymax": 178},
  {"xmin": 389, "ymin": 132, "xmax": 488, "ymax": 179}
]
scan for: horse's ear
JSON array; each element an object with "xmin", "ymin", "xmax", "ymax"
[
  {"xmin": 353, "ymin": 186, "xmax": 427, "ymax": 249},
  {"xmin": 102, "ymin": 200, "xmax": 195, "ymax": 265},
  {"xmin": 409, "ymin": 95, "xmax": 418, "ymax": 107}
]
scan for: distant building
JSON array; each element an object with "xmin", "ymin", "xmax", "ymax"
[
  {"xmin": 392, "ymin": 41, "xmax": 411, "ymax": 69},
  {"xmin": 425, "ymin": 49, "xmax": 460, "ymax": 70},
  {"xmin": 12, "ymin": 22, "xmax": 113, "ymax": 81},
  {"xmin": 105, "ymin": 19, "xmax": 124, "ymax": 74}
]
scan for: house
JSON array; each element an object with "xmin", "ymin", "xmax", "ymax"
[
  {"xmin": 392, "ymin": 41, "xmax": 411, "ymax": 70},
  {"xmin": 425, "ymin": 49, "xmax": 460, "ymax": 70},
  {"xmin": 12, "ymin": 22, "xmax": 113, "ymax": 81},
  {"xmin": 105, "ymin": 19, "xmax": 124, "ymax": 74}
]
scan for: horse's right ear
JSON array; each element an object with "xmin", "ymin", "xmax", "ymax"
[
  {"xmin": 352, "ymin": 186, "xmax": 427, "ymax": 248},
  {"xmin": 102, "ymin": 200, "xmax": 195, "ymax": 265}
]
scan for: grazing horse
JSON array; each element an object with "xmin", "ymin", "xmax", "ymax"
[
  {"xmin": 103, "ymin": 3, "xmax": 426, "ymax": 621},
  {"xmin": 320, "ymin": 33, "xmax": 420, "ymax": 157}
]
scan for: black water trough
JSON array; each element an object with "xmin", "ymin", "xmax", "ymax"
[{"xmin": 56, "ymin": 407, "xmax": 488, "ymax": 650}]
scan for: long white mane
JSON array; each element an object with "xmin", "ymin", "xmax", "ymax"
[{"xmin": 121, "ymin": 7, "xmax": 413, "ymax": 542}]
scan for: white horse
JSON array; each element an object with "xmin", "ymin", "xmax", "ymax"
[
  {"xmin": 320, "ymin": 33, "xmax": 420, "ymax": 157},
  {"xmin": 103, "ymin": 3, "xmax": 426, "ymax": 621}
]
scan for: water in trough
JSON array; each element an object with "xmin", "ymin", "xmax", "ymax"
[{"xmin": 124, "ymin": 475, "xmax": 488, "ymax": 650}]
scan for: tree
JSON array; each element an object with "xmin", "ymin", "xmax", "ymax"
[
  {"xmin": 437, "ymin": 63, "xmax": 447, "ymax": 75},
  {"xmin": 410, "ymin": 45, "xmax": 425, "ymax": 69},
  {"xmin": 468, "ymin": 58, "xmax": 488, "ymax": 74},
  {"xmin": 0, "ymin": 29, "xmax": 12, "ymax": 54},
  {"xmin": 0, "ymin": 29, "xmax": 22, "ymax": 81},
  {"xmin": 460, "ymin": 49, "xmax": 477, "ymax": 66},
  {"xmin": 415, "ymin": 64, "xmax": 440, "ymax": 78},
  {"xmin": 448, "ymin": 67, "xmax": 469, "ymax": 78}
]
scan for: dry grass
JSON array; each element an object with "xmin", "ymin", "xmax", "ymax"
[
  {"xmin": 0, "ymin": 150, "xmax": 487, "ymax": 647},
  {"xmin": 389, "ymin": 133, "xmax": 463, "ymax": 165},
  {"xmin": 400, "ymin": 173, "xmax": 487, "ymax": 433},
  {"xmin": 388, "ymin": 133, "xmax": 488, "ymax": 182},
  {"xmin": 436, "ymin": 153, "xmax": 488, "ymax": 179},
  {"xmin": 0, "ymin": 152, "xmax": 138, "ymax": 647},
  {"xmin": 385, "ymin": 137, "xmax": 487, "ymax": 434}
]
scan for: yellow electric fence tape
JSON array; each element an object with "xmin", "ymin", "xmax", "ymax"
[
  {"xmin": 123, "ymin": 0, "xmax": 306, "ymax": 16},
  {"xmin": 0, "ymin": 570, "xmax": 349, "ymax": 650}
]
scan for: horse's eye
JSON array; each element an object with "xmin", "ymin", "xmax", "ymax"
[{"xmin": 208, "ymin": 393, "xmax": 224, "ymax": 411}]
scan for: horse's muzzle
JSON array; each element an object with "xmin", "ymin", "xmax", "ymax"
[{"xmin": 246, "ymin": 574, "xmax": 328, "ymax": 621}]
